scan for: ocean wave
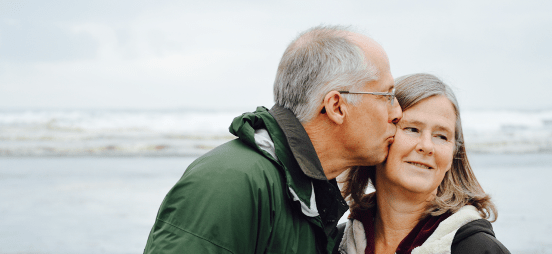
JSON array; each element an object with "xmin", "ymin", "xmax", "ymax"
[
  {"xmin": 2, "ymin": 109, "xmax": 552, "ymax": 156},
  {"xmin": 0, "ymin": 109, "xmax": 239, "ymax": 133},
  {"xmin": 0, "ymin": 138, "xmax": 234, "ymax": 157}
]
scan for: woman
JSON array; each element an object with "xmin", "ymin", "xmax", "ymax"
[{"xmin": 336, "ymin": 73, "xmax": 510, "ymax": 254}]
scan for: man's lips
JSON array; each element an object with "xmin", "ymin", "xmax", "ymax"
[{"xmin": 386, "ymin": 136, "xmax": 394, "ymax": 145}]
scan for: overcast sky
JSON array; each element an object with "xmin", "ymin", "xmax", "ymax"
[{"xmin": 1, "ymin": 0, "xmax": 551, "ymax": 111}]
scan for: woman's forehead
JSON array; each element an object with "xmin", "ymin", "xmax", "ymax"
[{"xmin": 400, "ymin": 96, "xmax": 456, "ymax": 132}]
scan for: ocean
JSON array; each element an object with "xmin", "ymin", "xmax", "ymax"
[
  {"xmin": 1, "ymin": 109, "xmax": 551, "ymax": 253},
  {"xmin": 1, "ymin": 108, "xmax": 552, "ymax": 156},
  {"xmin": 0, "ymin": 155, "xmax": 551, "ymax": 253}
]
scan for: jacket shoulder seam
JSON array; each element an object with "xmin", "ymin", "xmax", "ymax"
[
  {"xmin": 156, "ymin": 218, "xmax": 235, "ymax": 254},
  {"xmin": 479, "ymin": 232, "xmax": 510, "ymax": 254},
  {"xmin": 452, "ymin": 232, "xmax": 509, "ymax": 254}
]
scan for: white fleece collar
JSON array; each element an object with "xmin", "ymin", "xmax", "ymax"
[
  {"xmin": 338, "ymin": 205, "xmax": 483, "ymax": 254},
  {"xmin": 411, "ymin": 205, "xmax": 482, "ymax": 254}
]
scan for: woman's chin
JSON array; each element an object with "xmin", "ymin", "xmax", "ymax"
[{"xmin": 395, "ymin": 181, "xmax": 438, "ymax": 198}]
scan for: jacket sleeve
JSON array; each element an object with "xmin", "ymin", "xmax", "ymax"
[
  {"xmin": 144, "ymin": 218, "xmax": 234, "ymax": 254},
  {"xmin": 143, "ymin": 155, "xmax": 278, "ymax": 254},
  {"xmin": 451, "ymin": 232, "xmax": 511, "ymax": 254}
]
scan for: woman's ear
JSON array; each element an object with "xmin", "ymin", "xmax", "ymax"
[{"xmin": 323, "ymin": 91, "xmax": 347, "ymax": 125}]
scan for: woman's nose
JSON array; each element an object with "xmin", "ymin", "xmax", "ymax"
[{"xmin": 416, "ymin": 134, "xmax": 434, "ymax": 155}]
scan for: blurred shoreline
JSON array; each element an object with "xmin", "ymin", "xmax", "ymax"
[
  {"xmin": 2, "ymin": 108, "xmax": 552, "ymax": 156},
  {"xmin": 0, "ymin": 138, "xmax": 234, "ymax": 157}
]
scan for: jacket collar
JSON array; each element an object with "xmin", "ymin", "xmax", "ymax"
[
  {"xmin": 268, "ymin": 104, "xmax": 327, "ymax": 180},
  {"xmin": 229, "ymin": 106, "xmax": 348, "ymax": 242},
  {"xmin": 339, "ymin": 205, "xmax": 483, "ymax": 254},
  {"xmin": 269, "ymin": 105, "xmax": 349, "ymax": 241}
]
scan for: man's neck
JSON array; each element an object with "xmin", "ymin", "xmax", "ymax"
[{"xmin": 303, "ymin": 120, "xmax": 350, "ymax": 180}]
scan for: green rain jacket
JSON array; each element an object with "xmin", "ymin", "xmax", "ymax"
[{"xmin": 144, "ymin": 105, "xmax": 348, "ymax": 254}]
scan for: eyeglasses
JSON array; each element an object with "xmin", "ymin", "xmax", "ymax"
[{"xmin": 338, "ymin": 88, "xmax": 396, "ymax": 106}]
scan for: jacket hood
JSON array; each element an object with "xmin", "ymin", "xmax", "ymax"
[
  {"xmin": 452, "ymin": 219, "xmax": 495, "ymax": 244},
  {"xmin": 229, "ymin": 106, "xmax": 272, "ymax": 151},
  {"xmin": 411, "ymin": 205, "xmax": 483, "ymax": 254},
  {"xmin": 229, "ymin": 106, "xmax": 317, "ymax": 212},
  {"xmin": 230, "ymin": 106, "xmax": 348, "ymax": 241}
]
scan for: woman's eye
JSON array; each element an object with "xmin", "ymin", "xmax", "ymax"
[
  {"xmin": 404, "ymin": 127, "xmax": 418, "ymax": 133},
  {"xmin": 433, "ymin": 134, "xmax": 449, "ymax": 142}
]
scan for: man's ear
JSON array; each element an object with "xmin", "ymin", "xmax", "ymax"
[{"xmin": 323, "ymin": 91, "xmax": 347, "ymax": 125}]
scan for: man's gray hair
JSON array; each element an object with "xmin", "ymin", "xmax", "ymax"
[{"xmin": 273, "ymin": 25, "xmax": 378, "ymax": 123}]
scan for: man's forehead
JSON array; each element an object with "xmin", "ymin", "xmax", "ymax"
[
  {"xmin": 349, "ymin": 33, "xmax": 383, "ymax": 53},
  {"xmin": 353, "ymin": 36, "xmax": 389, "ymax": 64},
  {"xmin": 349, "ymin": 32, "xmax": 393, "ymax": 92},
  {"xmin": 367, "ymin": 72, "xmax": 394, "ymax": 92}
]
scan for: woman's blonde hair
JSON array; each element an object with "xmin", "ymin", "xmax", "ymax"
[{"xmin": 342, "ymin": 73, "xmax": 497, "ymax": 221}]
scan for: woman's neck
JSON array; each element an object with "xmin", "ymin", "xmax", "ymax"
[{"xmin": 373, "ymin": 187, "xmax": 430, "ymax": 254}]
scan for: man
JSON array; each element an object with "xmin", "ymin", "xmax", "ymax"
[{"xmin": 144, "ymin": 25, "xmax": 402, "ymax": 254}]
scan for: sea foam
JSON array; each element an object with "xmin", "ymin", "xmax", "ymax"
[{"xmin": 1, "ymin": 109, "xmax": 551, "ymax": 156}]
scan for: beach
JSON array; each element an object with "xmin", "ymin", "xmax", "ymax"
[
  {"xmin": 1, "ymin": 108, "xmax": 552, "ymax": 253},
  {"xmin": 1, "ymin": 154, "xmax": 551, "ymax": 253}
]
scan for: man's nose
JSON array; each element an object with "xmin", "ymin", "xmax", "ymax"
[{"xmin": 388, "ymin": 98, "xmax": 402, "ymax": 124}]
